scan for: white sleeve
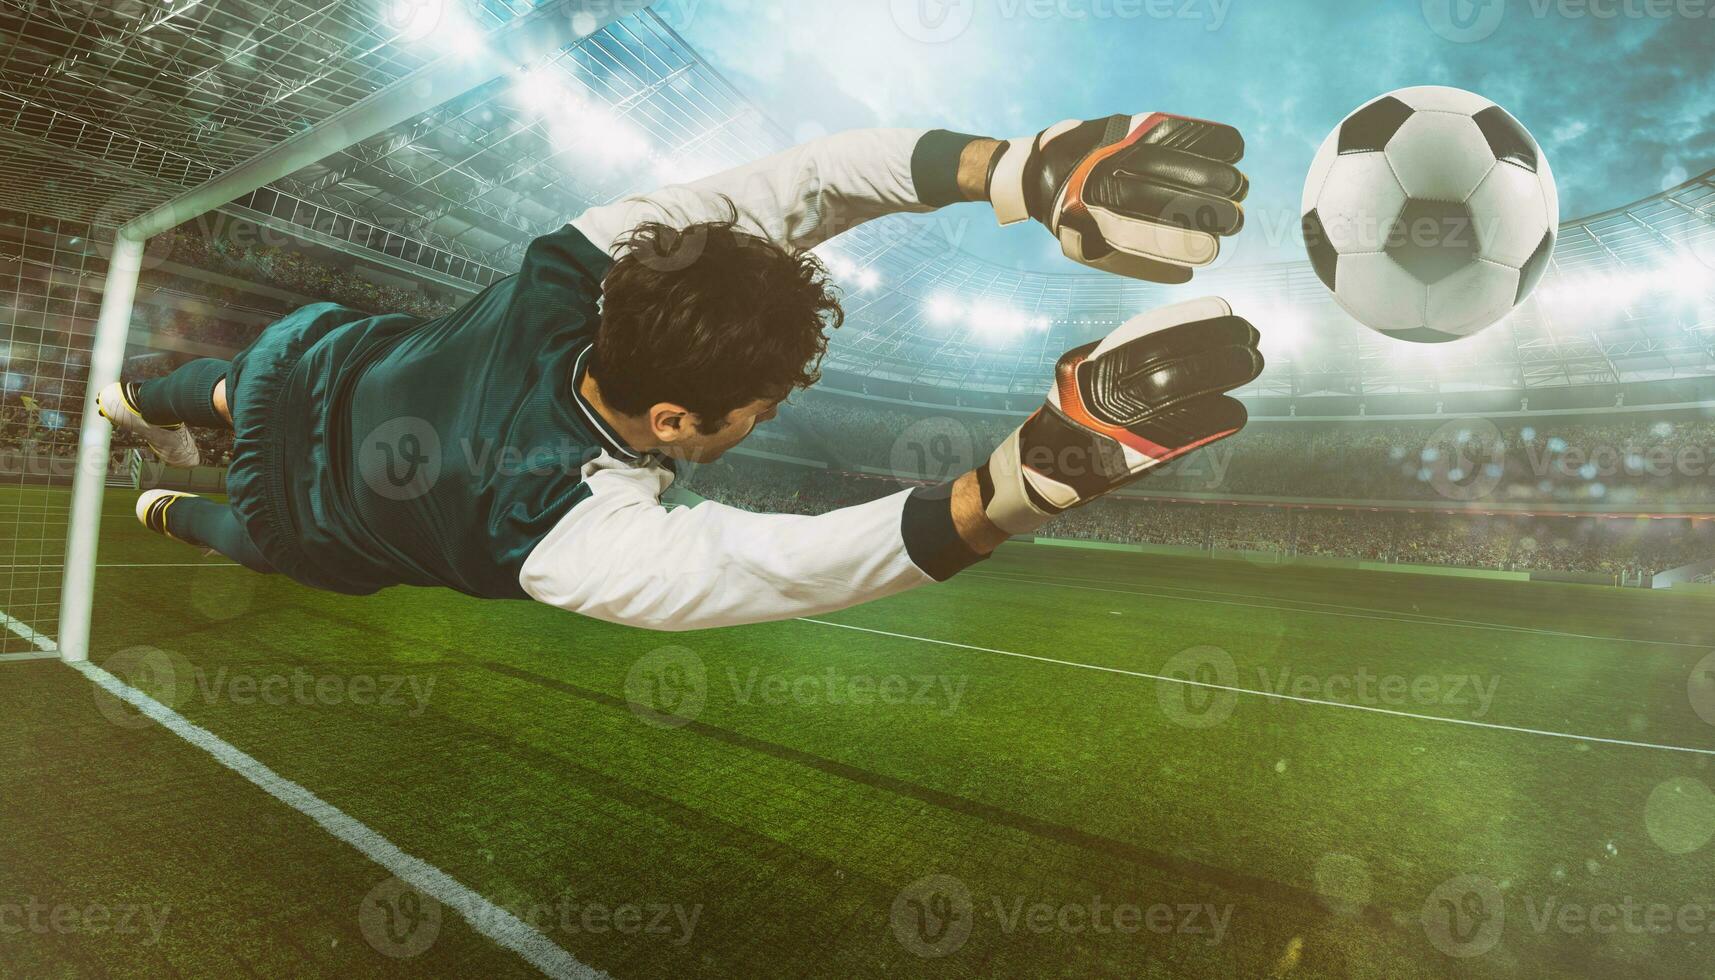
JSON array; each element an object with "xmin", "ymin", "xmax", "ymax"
[
  {"xmin": 520, "ymin": 457, "xmax": 946, "ymax": 632},
  {"xmin": 571, "ymin": 128, "xmax": 936, "ymax": 254}
]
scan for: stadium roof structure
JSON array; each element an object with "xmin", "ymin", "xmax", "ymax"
[{"xmin": 1, "ymin": 0, "xmax": 1712, "ymax": 398}]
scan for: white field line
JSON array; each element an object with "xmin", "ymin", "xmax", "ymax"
[
  {"xmin": 0, "ymin": 608, "xmax": 59, "ymax": 655},
  {"xmin": 798, "ymin": 618, "xmax": 1715, "ymax": 757},
  {"xmin": 965, "ymin": 568, "xmax": 1711, "ymax": 649},
  {"xmin": 0, "ymin": 608, "xmax": 602, "ymax": 979},
  {"xmin": 0, "ymin": 562, "xmax": 240, "ymax": 569}
]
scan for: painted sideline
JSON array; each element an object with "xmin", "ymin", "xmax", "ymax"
[{"xmin": 799, "ymin": 617, "xmax": 1715, "ymax": 757}]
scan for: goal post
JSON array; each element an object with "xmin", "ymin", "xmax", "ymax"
[{"xmin": 48, "ymin": 0, "xmax": 608, "ymax": 663}]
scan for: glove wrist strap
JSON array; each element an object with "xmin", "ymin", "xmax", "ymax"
[
  {"xmin": 989, "ymin": 135, "xmax": 1036, "ymax": 226},
  {"xmin": 978, "ymin": 430, "xmax": 1057, "ymax": 535}
]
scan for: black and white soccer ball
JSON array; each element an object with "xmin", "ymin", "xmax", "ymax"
[{"xmin": 1301, "ymin": 86, "xmax": 1558, "ymax": 343}]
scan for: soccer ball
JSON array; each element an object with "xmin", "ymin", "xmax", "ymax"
[{"xmin": 1301, "ymin": 86, "xmax": 1558, "ymax": 343}]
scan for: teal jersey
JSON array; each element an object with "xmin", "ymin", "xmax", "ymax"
[{"xmin": 228, "ymin": 225, "xmax": 631, "ymax": 598}]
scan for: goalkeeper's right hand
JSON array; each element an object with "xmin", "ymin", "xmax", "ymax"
[{"xmin": 976, "ymin": 297, "xmax": 1263, "ymax": 535}]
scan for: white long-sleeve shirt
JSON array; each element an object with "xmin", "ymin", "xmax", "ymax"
[{"xmin": 518, "ymin": 128, "xmax": 989, "ymax": 630}]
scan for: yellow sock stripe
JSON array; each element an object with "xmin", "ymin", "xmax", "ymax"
[
  {"xmin": 155, "ymin": 494, "xmax": 188, "ymax": 545},
  {"xmin": 118, "ymin": 384, "xmax": 186, "ymax": 431}
]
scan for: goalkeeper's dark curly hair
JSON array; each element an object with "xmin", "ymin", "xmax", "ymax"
[{"xmin": 592, "ymin": 211, "xmax": 843, "ymax": 433}]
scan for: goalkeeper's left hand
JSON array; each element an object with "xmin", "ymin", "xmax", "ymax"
[
  {"xmin": 977, "ymin": 296, "xmax": 1263, "ymax": 535},
  {"xmin": 987, "ymin": 113, "xmax": 1249, "ymax": 284}
]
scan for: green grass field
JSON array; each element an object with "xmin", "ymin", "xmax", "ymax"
[{"xmin": 5, "ymin": 487, "xmax": 1715, "ymax": 978}]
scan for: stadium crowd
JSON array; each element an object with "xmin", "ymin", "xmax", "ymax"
[
  {"xmin": 683, "ymin": 456, "xmax": 1713, "ymax": 581},
  {"xmin": 162, "ymin": 230, "xmax": 460, "ymax": 320},
  {"xmin": 789, "ymin": 395, "xmax": 1715, "ymax": 506}
]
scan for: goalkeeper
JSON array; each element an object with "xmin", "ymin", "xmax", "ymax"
[{"xmin": 98, "ymin": 114, "xmax": 1261, "ymax": 630}]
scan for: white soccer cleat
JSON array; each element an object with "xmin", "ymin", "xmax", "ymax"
[
  {"xmin": 97, "ymin": 382, "xmax": 200, "ymax": 468},
  {"xmin": 135, "ymin": 489, "xmax": 198, "ymax": 541}
]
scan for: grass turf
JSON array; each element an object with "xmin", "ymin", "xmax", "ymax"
[{"xmin": 4, "ymin": 486, "xmax": 1715, "ymax": 977}]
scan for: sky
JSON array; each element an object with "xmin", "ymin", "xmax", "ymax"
[{"xmin": 664, "ymin": 0, "xmax": 1715, "ymax": 272}]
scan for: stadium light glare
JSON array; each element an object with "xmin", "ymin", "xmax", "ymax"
[
  {"xmin": 1252, "ymin": 304, "xmax": 1308, "ymax": 356},
  {"xmin": 968, "ymin": 301, "xmax": 1034, "ymax": 337},
  {"xmin": 515, "ymin": 66, "xmax": 568, "ymax": 114},
  {"xmin": 1665, "ymin": 255, "xmax": 1713, "ymax": 301},
  {"xmin": 926, "ymin": 295, "xmax": 962, "ymax": 324}
]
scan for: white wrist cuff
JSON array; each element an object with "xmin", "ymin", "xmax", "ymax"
[
  {"xmin": 989, "ymin": 135, "xmax": 1036, "ymax": 226},
  {"xmin": 982, "ymin": 430, "xmax": 1054, "ymax": 535}
]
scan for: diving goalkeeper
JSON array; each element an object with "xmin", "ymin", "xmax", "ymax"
[{"xmin": 97, "ymin": 114, "xmax": 1261, "ymax": 631}]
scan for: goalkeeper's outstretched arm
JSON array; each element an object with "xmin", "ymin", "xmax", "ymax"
[
  {"xmin": 519, "ymin": 298, "xmax": 1261, "ymax": 632},
  {"xmin": 571, "ymin": 110, "xmax": 1250, "ymax": 284},
  {"xmin": 570, "ymin": 127, "xmax": 997, "ymax": 254}
]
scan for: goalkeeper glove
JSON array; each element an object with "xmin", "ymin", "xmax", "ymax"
[
  {"xmin": 988, "ymin": 113, "xmax": 1249, "ymax": 283},
  {"xmin": 977, "ymin": 297, "xmax": 1263, "ymax": 535}
]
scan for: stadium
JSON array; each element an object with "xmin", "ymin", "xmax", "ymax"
[{"xmin": 3, "ymin": 2, "xmax": 1714, "ymax": 977}]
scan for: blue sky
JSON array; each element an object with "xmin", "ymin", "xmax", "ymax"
[{"xmin": 666, "ymin": 0, "xmax": 1714, "ymax": 271}]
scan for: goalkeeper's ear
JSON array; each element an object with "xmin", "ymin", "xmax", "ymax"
[{"xmin": 646, "ymin": 402, "xmax": 698, "ymax": 443}]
